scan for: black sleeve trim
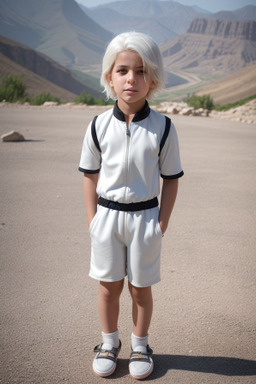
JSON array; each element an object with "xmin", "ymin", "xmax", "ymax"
[
  {"xmin": 91, "ymin": 115, "xmax": 101, "ymax": 152},
  {"xmin": 78, "ymin": 167, "xmax": 100, "ymax": 174},
  {"xmin": 161, "ymin": 171, "xmax": 184, "ymax": 179},
  {"xmin": 158, "ymin": 116, "xmax": 171, "ymax": 156}
]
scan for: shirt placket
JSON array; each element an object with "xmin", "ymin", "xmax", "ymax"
[{"xmin": 123, "ymin": 122, "xmax": 132, "ymax": 202}]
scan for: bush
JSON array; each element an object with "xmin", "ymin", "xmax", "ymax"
[
  {"xmin": 75, "ymin": 91, "xmax": 95, "ymax": 105},
  {"xmin": 0, "ymin": 75, "xmax": 27, "ymax": 102},
  {"xmin": 214, "ymin": 94, "xmax": 256, "ymax": 111},
  {"xmin": 74, "ymin": 91, "xmax": 114, "ymax": 106},
  {"xmin": 186, "ymin": 94, "xmax": 214, "ymax": 111},
  {"xmin": 29, "ymin": 93, "xmax": 61, "ymax": 105}
]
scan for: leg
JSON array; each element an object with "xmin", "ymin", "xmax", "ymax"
[
  {"xmin": 128, "ymin": 282, "xmax": 154, "ymax": 380},
  {"xmin": 128, "ymin": 282, "xmax": 153, "ymax": 337},
  {"xmin": 93, "ymin": 279, "xmax": 124, "ymax": 377},
  {"xmin": 98, "ymin": 279, "xmax": 124, "ymax": 333}
]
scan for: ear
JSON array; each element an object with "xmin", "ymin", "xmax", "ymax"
[
  {"xmin": 150, "ymin": 78, "xmax": 156, "ymax": 90},
  {"xmin": 106, "ymin": 72, "xmax": 113, "ymax": 88}
]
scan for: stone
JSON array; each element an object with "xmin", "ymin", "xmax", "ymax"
[
  {"xmin": 167, "ymin": 106, "xmax": 179, "ymax": 114},
  {"xmin": 180, "ymin": 107, "xmax": 194, "ymax": 116},
  {"xmin": 43, "ymin": 101, "xmax": 58, "ymax": 107},
  {"xmin": 1, "ymin": 131, "xmax": 25, "ymax": 142}
]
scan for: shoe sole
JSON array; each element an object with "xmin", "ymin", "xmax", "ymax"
[
  {"xmin": 130, "ymin": 362, "xmax": 154, "ymax": 380},
  {"xmin": 93, "ymin": 364, "xmax": 117, "ymax": 377}
]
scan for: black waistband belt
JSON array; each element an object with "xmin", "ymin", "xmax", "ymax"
[{"xmin": 98, "ymin": 197, "xmax": 158, "ymax": 212}]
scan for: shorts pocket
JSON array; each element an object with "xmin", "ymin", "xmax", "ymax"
[
  {"xmin": 156, "ymin": 221, "xmax": 163, "ymax": 237},
  {"xmin": 89, "ymin": 206, "xmax": 102, "ymax": 234}
]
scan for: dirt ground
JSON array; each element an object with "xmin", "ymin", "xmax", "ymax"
[{"xmin": 1, "ymin": 104, "xmax": 256, "ymax": 384}]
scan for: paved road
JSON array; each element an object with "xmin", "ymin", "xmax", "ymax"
[{"xmin": 1, "ymin": 105, "xmax": 256, "ymax": 383}]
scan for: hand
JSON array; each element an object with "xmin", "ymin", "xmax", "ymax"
[{"xmin": 159, "ymin": 220, "xmax": 168, "ymax": 235}]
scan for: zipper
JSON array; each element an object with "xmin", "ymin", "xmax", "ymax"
[{"xmin": 123, "ymin": 123, "xmax": 131, "ymax": 201}]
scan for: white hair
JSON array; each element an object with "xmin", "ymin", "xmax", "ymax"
[{"xmin": 100, "ymin": 31, "xmax": 165, "ymax": 100}]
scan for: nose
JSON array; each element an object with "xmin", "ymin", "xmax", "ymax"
[{"xmin": 128, "ymin": 70, "xmax": 136, "ymax": 84}]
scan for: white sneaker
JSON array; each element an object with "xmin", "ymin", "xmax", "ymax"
[
  {"xmin": 93, "ymin": 341, "xmax": 121, "ymax": 377},
  {"xmin": 129, "ymin": 345, "xmax": 154, "ymax": 380}
]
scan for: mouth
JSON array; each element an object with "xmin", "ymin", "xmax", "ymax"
[{"xmin": 125, "ymin": 88, "xmax": 137, "ymax": 93}]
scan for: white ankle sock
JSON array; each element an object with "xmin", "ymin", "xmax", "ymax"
[
  {"xmin": 131, "ymin": 333, "xmax": 148, "ymax": 353},
  {"xmin": 102, "ymin": 330, "xmax": 119, "ymax": 350}
]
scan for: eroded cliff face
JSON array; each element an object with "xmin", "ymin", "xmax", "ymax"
[
  {"xmin": 0, "ymin": 36, "xmax": 100, "ymax": 97},
  {"xmin": 186, "ymin": 19, "xmax": 256, "ymax": 41},
  {"xmin": 161, "ymin": 19, "xmax": 256, "ymax": 77}
]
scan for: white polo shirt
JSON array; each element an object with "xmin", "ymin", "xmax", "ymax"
[{"xmin": 79, "ymin": 102, "xmax": 183, "ymax": 204}]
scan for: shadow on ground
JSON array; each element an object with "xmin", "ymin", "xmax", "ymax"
[{"xmin": 110, "ymin": 355, "xmax": 256, "ymax": 380}]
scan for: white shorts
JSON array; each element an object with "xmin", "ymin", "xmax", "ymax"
[{"xmin": 88, "ymin": 204, "xmax": 163, "ymax": 287}]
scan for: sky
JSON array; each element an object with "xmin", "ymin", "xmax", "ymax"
[{"xmin": 76, "ymin": 0, "xmax": 256, "ymax": 13}]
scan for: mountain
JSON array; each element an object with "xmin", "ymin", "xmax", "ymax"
[
  {"xmin": 161, "ymin": 19, "xmax": 256, "ymax": 83},
  {"xmin": 81, "ymin": 1, "xmax": 256, "ymax": 45},
  {"xmin": 0, "ymin": 35, "xmax": 101, "ymax": 100},
  {"xmin": 83, "ymin": 0, "xmax": 202, "ymax": 44},
  {"xmin": 208, "ymin": 5, "xmax": 256, "ymax": 21},
  {"xmin": 196, "ymin": 61, "xmax": 256, "ymax": 105},
  {"xmin": 0, "ymin": 0, "xmax": 112, "ymax": 69}
]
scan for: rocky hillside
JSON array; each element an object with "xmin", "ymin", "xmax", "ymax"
[
  {"xmin": 186, "ymin": 18, "xmax": 256, "ymax": 40},
  {"xmin": 161, "ymin": 19, "xmax": 256, "ymax": 81},
  {"xmin": 0, "ymin": 36, "xmax": 101, "ymax": 100}
]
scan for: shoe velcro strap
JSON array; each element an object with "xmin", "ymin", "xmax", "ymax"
[
  {"xmin": 93, "ymin": 342, "xmax": 121, "ymax": 361},
  {"xmin": 130, "ymin": 349, "xmax": 152, "ymax": 363}
]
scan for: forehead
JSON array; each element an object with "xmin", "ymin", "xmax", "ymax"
[{"xmin": 114, "ymin": 50, "xmax": 143, "ymax": 67}]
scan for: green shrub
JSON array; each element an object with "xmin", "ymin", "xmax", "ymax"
[
  {"xmin": 75, "ymin": 91, "xmax": 95, "ymax": 105},
  {"xmin": 215, "ymin": 94, "xmax": 256, "ymax": 111},
  {"xmin": 74, "ymin": 91, "xmax": 114, "ymax": 106},
  {"xmin": 29, "ymin": 93, "xmax": 61, "ymax": 105},
  {"xmin": 0, "ymin": 75, "xmax": 27, "ymax": 102},
  {"xmin": 186, "ymin": 94, "xmax": 214, "ymax": 111}
]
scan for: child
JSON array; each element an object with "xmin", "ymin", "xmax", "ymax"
[{"xmin": 79, "ymin": 31, "xmax": 183, "ymax": 380}]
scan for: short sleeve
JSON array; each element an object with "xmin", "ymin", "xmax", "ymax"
[
  {"xmin": 159, "ymin": 121, "xmax": 184, "ymax": 179},
  {"xmin": 78, "ymin": 120, "xmax": 101, "ymax": 174}
]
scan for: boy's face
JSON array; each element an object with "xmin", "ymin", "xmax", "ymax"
[{"xmin": 106, "ymin": 50, "xmax": 155, "ymax": 111}]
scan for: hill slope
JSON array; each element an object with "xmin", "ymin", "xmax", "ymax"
[
  {"xmin": 0, "ymin": 0, "xmax": 112, "ymax": 69},
  {"xmin": 208, "ymin": 5, "xmax": 256, "ymax": 21},
  {"xmin": 196, "ymin": 62, "xmax": 256, "ymax": 105},
  {"xmin": 0, "ymin": 36, "xmax": 101, "ymax": 100},
  {"xmin": 0, "ymin": 53, "xmax": 77, "ymax": 102}
]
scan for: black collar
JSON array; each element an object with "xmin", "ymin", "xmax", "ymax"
[{"xmin": 113, "ymin": 101, "xmax": 150, "ymax": 122}]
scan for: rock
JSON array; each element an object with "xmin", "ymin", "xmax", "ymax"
[
  {"xmin": 169, "ymin": 106, "xmax": 180, "ymax": 114},
  {"xmin": 180, "ymin": 107, "xmax": 194, "ymax": 116},
  {"xmin": 1, "ymin": 131, "xmax": 25, "ymax": 142},
  {"xmin": 43, "ymin": 101, "xmax": 59, "ymax": 107},
  {"xmin": 194, "ymin": 108, "xmax": 209, "ymax": 117}
]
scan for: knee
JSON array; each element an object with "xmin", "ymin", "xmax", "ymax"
[
  {"xmin": 129, "ymin": 283, "xmax": 152, "ymax": 306},
  {"xmin": 100, "ymin": 280, "xmax": 124, "ymax": 302}
]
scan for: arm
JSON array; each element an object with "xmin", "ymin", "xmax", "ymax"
[
  {"xmin": 83, "ymin": 173, "xmax": 99, "ymax": 228},
  {"xmin": 159, "ymin": 178, "xmax": 179, "ymax": 235}
]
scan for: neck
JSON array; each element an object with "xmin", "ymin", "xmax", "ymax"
[{"xmin": 117, "ymin": 99, "xmax": 146, "ymax": 125}]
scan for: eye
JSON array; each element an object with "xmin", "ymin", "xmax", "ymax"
[{"xmin": 117, "ymin": 68, "xmax": 127, "ymax": 74}]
